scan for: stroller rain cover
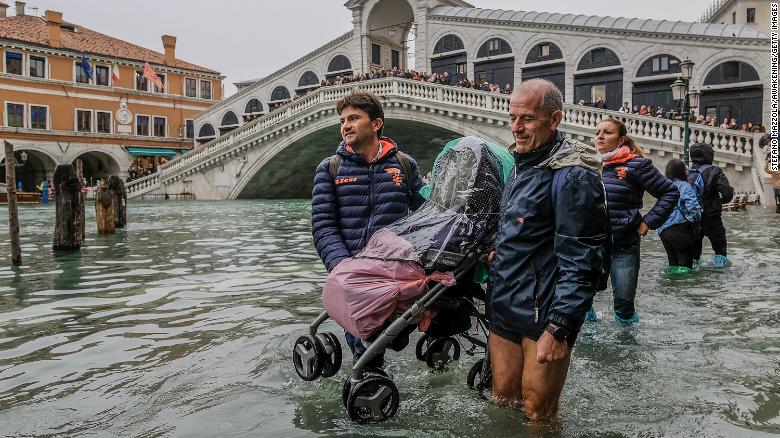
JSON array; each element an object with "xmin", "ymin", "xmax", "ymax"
[{"xmin": 323, "ymin": 136, "xmax": 509, "ymax": 339}]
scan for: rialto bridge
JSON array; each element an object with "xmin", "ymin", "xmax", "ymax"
[{"xmin": 125, "ymin": 0, "xmax": 773, "ymax": 202}]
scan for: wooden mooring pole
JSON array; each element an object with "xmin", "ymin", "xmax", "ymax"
[
  {"xmin": 52, "ymin": 164, "xmax": 84, "ymax": 250},
  {"xmin": 74, "ymin": 159, "xmax": 85, "ymax": 241},
  {"xmin": 4, "ymin": 140, "xmax": 22, "ymax": 265},
  {"xmin": 108, "ymin": 175, "xmax": 127, "ymax": 229},
  {"xmin": 95, "ymin": 179, "xmax": 116, "ymax": 235}
]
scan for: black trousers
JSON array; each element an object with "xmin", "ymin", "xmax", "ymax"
[
  {"xmin": 660, "ymin": 222, "xmax": 696, "ymax": 268},
  {"xmin": 693, "ymin": 215, "xmax": 727, "ymax": 259}
]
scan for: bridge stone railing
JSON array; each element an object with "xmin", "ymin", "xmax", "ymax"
[{"xmin": 127, "ymin": 77, "xmax": 759, "ymax": 197}]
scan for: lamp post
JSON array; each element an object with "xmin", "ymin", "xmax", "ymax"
[{"xmin": 671, "ymin": 59, "xmax": 700, "ymax": 166}]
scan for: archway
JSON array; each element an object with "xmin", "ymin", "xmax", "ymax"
[
  {"xmin": 197, "ymin": 123, "xmax": 216, "ymax": 143},
  {"xmin": 326, "ymin": 55, "xmax": 352, "ymax": 82},
  {"xmin": 522, "ymin": 42, "xmax": 565, "ymax": 97},
  {"xmin": 632, "ymin": 54, "xmax": 682, "ymax": 113},
  {"xmin": 219, "ymin": 111, "xmax": 240, "ymax": 136},
  {"xmin": 0, "ymin": 149, "xmax": 56, "ymax": 192},
  {"xmin": 269, "ymin": 86, "xmax": 291, "ymax": 111},
  {"xmin": 574, "ymin": 47, "xmax": 622, "ymax": 109},
  {"xmin": 235, "ymin": 119, "xmax": 462, "ymax": 199},
  {"xmin": 475, "ymin": 38, "xmax": 514, "ymax": 88},
  {"xmin": 366, "ymin": 0, "xmax": 414, "ymax": 70},
  {"xmin": 296, "ymin": 71, "xmax": 320, "ymax": 96},
  {"xmin": 701, "ymin": 61, "xmax": 762, "ymax": 126},
  {"xmin": 430, "ymin": 34, "xmax": 466, "ymax": 84},
  {"xmin": 73, "ymin": 151, "xmax": 120, "ymax": 185}
]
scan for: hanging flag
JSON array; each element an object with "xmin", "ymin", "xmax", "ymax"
[
  {"xmin": 143, "ymin": 62, "xmax": 164, "ymax": 90},
  {"xmin": 111, "ymin": 62, "xmax": 121, "ymax": 82},
  {"xmin": 80, "ymin": 55, "xmax": 93, "ymax": 80}
]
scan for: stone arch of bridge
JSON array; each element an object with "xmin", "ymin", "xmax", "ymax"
[{"xmin": 228, "ymin": 110, "xmax": 505, "ymax": 199}]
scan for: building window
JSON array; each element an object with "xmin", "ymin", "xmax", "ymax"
[
  {"xmin": 6, "ymin": 103, "xmax": 24, "ymax": 127},
  {"xmin": 136, "ymin": 115, "xmax": 150, "ymax": 136},
  {"xmin": 456, "ymin": 63, "xmax": 466, "ymax": 75},
  {"xmin": 5, "ymin": 51, "xmax": 22, "ymax": 75},
  {"xmin": 185, "ymin": 119, "xmax": 194, "ymax": 139},
  {"xmin": 96, "ymin": 111, "xmax": 112, "ymax": 133},
  {"xmin": 95, "ymin": 65, "xmax": 110, "ymax": 86},
  {"xmin": 732, "ymin": 12, "xmax": 736, "ymax": 24},
  {"xmin": 76, "ymin": 61, "xmax": 92, "ymax": 84},
  {"xmin": 488, "ymin": 39, "xmax": 500, "ymax": 52},
  {"xmin": 30, "ymin": 105, "xmax": 47, "ymax": 129},
  {"xmin": 185, "ymin": 78, "xmax": 197, "ymax": 97},
  {"xmin": 29, "ymin": 55, "xmax": 46, "ymax": 78},
  {"xmin": 154, "ymin": 73, "xmax": 165, "ymax": 93},
  {"xmin": 652, "ymin": 56, "xmax": 670, "ymax": 72},
  {"xmin": 723, "ymin": 61, "xmax": 740, "ymax": 80},
  {"xmin": 153, "ymin": 116, "xmax": 166, "ymax": 137},
  {"xmin": 372, "ymin": 44, "xmax": 381, "ymax": 65},
  {"xmin": 136, "ymin": 70, "xmax": 148, "ymax": 91},
  {"xmin": 76, "ymin": 109, "xmax": 92, "ymax": 132},
  {"xmin": 591, "ymin": 48, "xmax": 606, "ymax": 64},
  {"xmin": 746, "ymin": 8, "xmax": 755, "ymax": 23},
  {"xmin": 200, "ymin": 80, "xmax": 212, "ymax": 99},
  {"xmin": 540, "ymin": 43, "xmax": 550, "ymax": 57},
  {"xmin": 391, "ymin": 49, "xmax": 399, "ymax": 69}
]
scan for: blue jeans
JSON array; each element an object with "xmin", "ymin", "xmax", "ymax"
[
  {"xmin": 610, "ymin": 241, "xmax": 641, "ymax": 319},
  {"xmin": 345, "ymin": 331, "xmax": 366, "ymax": 356}
]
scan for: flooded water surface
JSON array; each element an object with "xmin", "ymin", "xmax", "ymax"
[{"xmin": 1, "ymin": 200, "xmax": 779, "ymax": 437}]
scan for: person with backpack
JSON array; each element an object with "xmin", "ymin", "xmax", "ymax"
[
  {"xmin": 593, "ymin": 119, "xmax": 679, "ymax": 324},
  {"xmin": 657, "ymin": 159, "xmax": 703, "ymax": 274},
  {"xmin": 688, "ymin": 143, "xmax": 734, "ymax": 268},
  {"xmin": 311, "ymin": 90, "xmax": 425, "ymax": 368}
]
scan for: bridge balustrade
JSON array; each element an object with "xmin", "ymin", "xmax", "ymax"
[{"xmin": 127, "ymin": 77, "xmax": 758, "ymax": 197}]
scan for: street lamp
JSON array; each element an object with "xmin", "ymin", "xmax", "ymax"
[{"xmin": 671, "ymin": 59, "xmax": 697, "ymax": 166}]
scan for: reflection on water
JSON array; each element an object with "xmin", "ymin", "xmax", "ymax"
[{"xmin": 1, "ymin": 200, "xmax": 778, "ymax": 437}]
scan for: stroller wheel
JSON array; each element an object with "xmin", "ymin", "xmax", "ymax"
[
  {"xmin": 292, "ymin": 334, "xmax": 325, "ymax": 381},
  {"xmin": 424, "ymin": 336, "xmax": 460, "ymax": 369},
  {"xmin": 346, "ymin": 374, "xmax": 400, "ymax": 423},
  {"xmin": 318, "ymin": 332, "xmax": 342, "ymax": 378},
  {"xmin": 415, "ymin": 334, "xmax": 430, "ymax": 361},
  {"xmin": 342, "ymin": 368, "xmax": 389, "ymax": 409},
  {"xmin": 467, "ymin": 358, "xmax": 492, "ymax": 397}
]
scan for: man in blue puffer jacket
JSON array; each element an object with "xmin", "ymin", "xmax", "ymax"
[{"xmin": 311, "ymin": 90, "xmax": 424, "ymax": 362}]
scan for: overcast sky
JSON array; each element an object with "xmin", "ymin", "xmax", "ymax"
[{"xmin": 23, "ymin": 0, "xmax": 711, "ymax": 96}]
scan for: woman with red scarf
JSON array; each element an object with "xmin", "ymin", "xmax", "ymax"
[{"xmin": 587, "ymin": 119, "xmax": 679, "ymax": 324}]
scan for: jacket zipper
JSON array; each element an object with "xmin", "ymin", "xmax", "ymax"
[
  {"xmin": 363, "ymin": 164, "xmax": 375, "ymax": 247},
  {"xmin": 530, "ymin": 257, "xmax": 539, "ymax": 323}
]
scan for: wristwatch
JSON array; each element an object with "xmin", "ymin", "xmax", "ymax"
[{"xmin": 545, "ymin": 323, "xmax": 570, "ymax": 342}]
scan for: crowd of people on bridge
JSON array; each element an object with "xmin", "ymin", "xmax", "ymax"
[{"xmin": 306, "ymin": 78, "xmax": 765, "ymax": 424}]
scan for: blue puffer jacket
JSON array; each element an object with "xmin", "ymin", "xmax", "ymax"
[
  {"xmin": 311, "ymin": 137, "xmax": 424, "ymax": 272},
  {"xmin": 601, "ymin": 148, "xmax": 679, "ymax": 247},
  {"xmin": 657, "ymin": 180, "xmax": 703, "ymax": 234},
  {"xmin": 489, "ymin": 132, "xmax": 611, "ymax": 340}
]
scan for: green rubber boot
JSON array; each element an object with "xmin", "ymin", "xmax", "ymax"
[{"xmin": 666, "ymin": 266, "xmax": 692, "ymax": 278}]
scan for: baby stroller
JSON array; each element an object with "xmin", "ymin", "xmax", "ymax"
[{"xmin": 292, "ymin": 136, "xmax": 513, "ymax": 422}]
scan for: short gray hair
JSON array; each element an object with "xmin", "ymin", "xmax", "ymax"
[{"xmin": 512, "ymin": 79, "xmax": 563, "ymax": 116}]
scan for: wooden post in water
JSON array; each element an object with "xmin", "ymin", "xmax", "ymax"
[
  {"xmin": 4, "ymin": 140, "xmax": 22, "ymax": 265},
  {"xmin": 95, "ymin": 179, "xmax": 116, "ymax": 235},
  {"xmin": 108, "ymin": 175, "xmax": 127, "ymax": 228},
  {"xmin": 74, "ymin": 159, "xmax": 85, "ymax": 241},
  {"xmin": 52, "ymin": 164, "xmax": 83, "ymax": 250}
]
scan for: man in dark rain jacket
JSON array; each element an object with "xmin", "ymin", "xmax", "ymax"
[{"xmin": 488, "ymin": 79, "xmax": 611, "ymax": 420}]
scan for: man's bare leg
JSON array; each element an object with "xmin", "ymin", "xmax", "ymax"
[
  {"xmin": 488, "ymin": 332, "xmax": 524, "ymax": 408},
  {"xmin": 520, "ymin": 338, "xmax": 571, "ymax": 420}
]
